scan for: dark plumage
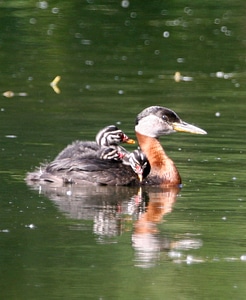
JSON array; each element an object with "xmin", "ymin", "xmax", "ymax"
[
  {"xmin": 121, "ymin": 149, "xmax": 150, "ymax": 182},
  {"xmin": 54, "ymin": 125, "xmax": 134, "ymax": 161},
  {"xmin": 26, "ymin": 125, "xmax": 139, "ymax": 186},
  {"xmin": 26, "ymin": 106, "xmax": 206, "ymax": 187}
]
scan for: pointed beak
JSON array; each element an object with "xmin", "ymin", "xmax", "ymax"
[
  {"xmin": 135, "ymin": 165, "xmax": 143, "ymax": 182},
  {"xmin": 122, "ymin": 134, "xmax": 135, "ymax": 144},
  {"xmin": 138, "ymin": 173, "xmax": 143, "ymax": 183},
  {"xmin": 173, "ymin": 121, "xmax": 207, "ymax": 135},
  {"xmin": 125, "ymin": 138, "xmax": 135, "ymax": 144}
]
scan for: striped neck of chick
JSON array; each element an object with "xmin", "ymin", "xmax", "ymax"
[
  {"xmin": 96, "ymin": 125, "xmax": 134, "ymax": 147},
  {"xmin": 121, "ymin": 149, "xmax": 150, "ymax": 182},
  {"xmin": 96, "ymin": 125, "xmax": 135, "ymax": 161}
]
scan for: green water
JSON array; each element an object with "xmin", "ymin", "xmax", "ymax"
[{"xmin": 1, "ymin": 1, "xmax": 246, "ymax": 299}]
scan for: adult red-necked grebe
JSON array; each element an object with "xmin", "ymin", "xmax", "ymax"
[{"xmin": 25, "ymin": 106, "xmax": 206, "ymax": 186}]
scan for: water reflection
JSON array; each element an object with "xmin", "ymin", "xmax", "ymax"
[
  {"xmin": 132, "ymin": 187, "xmax": 179, "ymax": 268},
  {"xmin": 27, "ymin": 182, "xmax": 203, "ymax": 268},
  {"xmin": 132, "ymin": 187, "xmax": 202, "ymax": 268}
]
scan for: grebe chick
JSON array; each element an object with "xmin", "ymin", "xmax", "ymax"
[
  {"xmin": 54, "ymin": 125, "xmax": 134, "ymax": 161},
  {"xmin": 121, "ymin": 149, "xmax": 150, "ymax": 182},
  {"xmin": 96, "ymin": 125, "xmax": 135, "ymax": 161}
]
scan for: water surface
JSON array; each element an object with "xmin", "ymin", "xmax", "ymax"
[{"xmin": 1, "ymin": 1, "xmax": 246, "ymax": 299}]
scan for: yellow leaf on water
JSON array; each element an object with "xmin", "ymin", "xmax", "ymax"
[
  {"xmin": 3, "ymin": 91, "xmax": 15, "ymax": 98},
  {"xmin": 50, "ymin": 76, "xmax": 61, "ymax": 94}
]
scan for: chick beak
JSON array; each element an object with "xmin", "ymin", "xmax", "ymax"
[
  {"xmin": 138, "ymin": 173, "xmax": 143, "ymax": 183},
  {"xmin": 173, "ymin": 121, "xmax": 207, "ymax": 135},
  {"xmin": 126, "ymin": 138, "xmax": 135, "ymax": 144},
  {"xmin": 135, "ymin": 165, "xmax": 143, "ymax": 182},
  {"xmin": 122, "ymin": 133, "xmax": 135, "ymax": 144}
]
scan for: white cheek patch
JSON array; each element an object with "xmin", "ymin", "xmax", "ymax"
[{"xmin": 135, "ymin": 115, "xmax": 162, "ymax": 137}]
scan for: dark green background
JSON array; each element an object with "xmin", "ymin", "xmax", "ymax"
[{"xmin": 0, "ymin": 1, "xmax": 246, "ymax": 299}]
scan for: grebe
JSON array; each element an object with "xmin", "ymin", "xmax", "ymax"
[
  {"xmin": 120, "ymin": 149, "xmax": 150, "ymax": 183},
  {"xmin": 53, "ymin": 125, "xmax": 147, "ymax": 179},
  {"xmin": 25, "ymin": 106, "xmax": 206, "ymax": 186},
  {"xmin": 54, "ymin": 125, "xmax": 135, "ymax": 161},
  {"xmin": 135, "ymin": 106, "xmax": 206, "ymax": 186},
  {"xmin": 26, "ymin": 125, "xmax": 143, "ymax": 185}
]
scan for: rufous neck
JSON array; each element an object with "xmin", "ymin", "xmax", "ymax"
[
  {"xmin": 135, "ymin": 131, "xmax": 181, "ymax": 186},
  {"xmin": 136, "ymin": 132, "xmax": 167, "ymax": 166}
]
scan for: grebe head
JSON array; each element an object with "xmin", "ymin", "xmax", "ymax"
[
  {"xmin": 135, "ymin": 106, "xmax": 207, "ymax": 137},
  {"xmin": 96, "ymin": 125, "xmax": 135, "ymax": 146},
  {"xmin": 122, "ymin": 149, "xmax": 150, "ymax": 182}
]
